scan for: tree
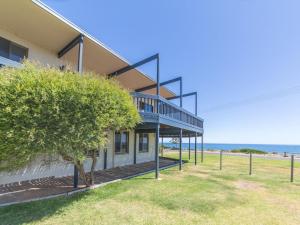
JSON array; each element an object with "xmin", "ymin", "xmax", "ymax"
[{"xmin": 0, "ymin": 62, "xmax": 140, "ymax": 186}]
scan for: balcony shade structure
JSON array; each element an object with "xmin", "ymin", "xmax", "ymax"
[{"xmin": 108, "ymin": 55, "xmax": 204, "ymax": 177}]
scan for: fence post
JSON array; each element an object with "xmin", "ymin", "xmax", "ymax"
[
  {"xmin": 249, "ymin": 152, "xmax": 252, "ymax": 175},
  {"xmin": 291, "ymin": 154, "xmax": 294, "ymax": 183},
  {"xmin": 220, "ymin": 150, "xmax": 223, "ymax": 170}
]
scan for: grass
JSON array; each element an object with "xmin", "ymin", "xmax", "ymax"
[{"xmin": 1, "ymin": 152, "xmax": 300, "ymax": 225}]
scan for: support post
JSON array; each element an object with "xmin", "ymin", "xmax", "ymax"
[
  {"xmin": 161, "ymin": 137, "xmax": 164, "ymax": 157},
  {"xmin": 195, "ymin": 133, "xmax": 197, "ymax": 165},
  {"xmin": 155, "ymin": 124, "xmax": 160, "ymax": 179},
  {"xmin": 220, "ymin": 150, "xmax": 223, "ymax": 170},
  {"xmin": 201, "ymin": 134, "xmax": 204, "ymax": 163},
  {"xmin": 73, "ymin": 165, "xmax": 78, "ymax": 188},
  {"xmin": 73, "ymin": 34, "xmax": 84, "ymax": 189},
  {"xmin": 104, "ymin": 149, "xmax": 107, "ymax": 169},
  {"xmin": 134, "ymin": 131, "xmax": 137, "ymax": 164},
  {"xmin": 179, "ymin": 129, "xmax": 183, "ymax": 170},
  {"xmin": 180, "ymin": 77, "xmax": 183, "ymax": 120},
  {"xmin": 249, "ymin": 152, "xmax": 253, "ymax": 175},
  {"xmin": 155, "ymin": 54, "xmax": 160, "ymax": 179},
  {"xmin": 156, "ymin": 54, "xmax": 160, "ymax": 96},
  {"xmin": 77, "ymin": 34, "xmax": 84, "ymax": 74},
  {"xmin": 291, "ymin": 154, "xmax": 294, "ymax": 182},
  {"xmin": 188, "ymin": 134, "xmax": 191, "ymax": 160}
]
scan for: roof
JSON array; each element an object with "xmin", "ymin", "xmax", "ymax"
[{"xmin": 0, "ymin": 0, "xmax": 175, "ymax": 98}]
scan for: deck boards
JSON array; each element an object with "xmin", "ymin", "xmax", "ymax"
[{"xmin": 0, "ymin": 158, "xmax": 178, "ymax": 206}]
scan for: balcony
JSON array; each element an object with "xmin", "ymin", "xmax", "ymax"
[{"xmin": 132, "ymin": 92, "xmax": 204, "ymax": 133}]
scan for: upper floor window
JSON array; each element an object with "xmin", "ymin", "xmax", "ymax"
[
  {"xmin": 0, "ymin": 37, "xmax": 28, "ymax": 63},
  {"xmin": 139, "ymin": 133, "xmax": 149, "ymax": 152},
  {"xmin": 115, "ymin": 131, "xmax": 129, "ymax": 154}
]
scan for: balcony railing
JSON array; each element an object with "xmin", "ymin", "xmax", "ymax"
[{"xmin": 132, "ymin": 92, "xmax": 203, "ymax": 129}]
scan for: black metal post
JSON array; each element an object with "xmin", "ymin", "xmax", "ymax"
[
  {"xmin": 108, "ymin": 54, "xmax": 158, "ymax": 78},
  {"xmin": 73, "ymin": 34, "xmax": 84, "ymax": 189},
  {"xmin": 195, "ymin": 92, "xmax": 198, "ymax": 116},
  {"xmin": 77, "ymin": 34, "xmax": 84, "ymax": 74},
  {"xmin": 201, "ymin": 134, "xmax": 204, "ymax": 163},
  {"xmin": 179, "ymin": 77, "xmax": 183, "ymax": 120},
  {"xmin": 161, "ymin": 137, "xmax": 164, "ymax": 157},
  {"xmin": 73, "ymin": 165, "xmax": 78, "ymax": 188},
  {"xmin": 249, "ymin": 152, "xmax": 252, "ymax": 175},
  {"xmin": 291, "ymin": 154, "xmax": 294, "ymax": 182},
  {"xmin": 134, "ymin": 131, "xmax": 137, "ymax": 164},
  {"xmin": 220, "ymin": 150, "xmax": 223, "ymax": 170},
  {"xmin": 179, "ymin": 129, "xmax": 183, "ymax": 170},
  {"xmin": 135, "ymin": 77, "xmax": 181, "ymax": 92},
  {"xmin": 195, "ymin": 133, "xmax": 197, "ymax": 165},
  {"xmin": 155, "ymin": 124, "xmax": 160, "ymax": 179},
  {"xmin": 188, "ymin": 134, "xmax": 191, "ymax": 160},
  {"xmin": 156, "ymin": 54, "xmax": 160, "ymax": 96},
  {"xmin": 180, "ymin": 77, "xmax": 183, "ymax": 107},
  {"xmin": 166, "ymin": 91, "xmax": 198, "ymax": 116},
  {"xmin": 155, "ymin": 53, "xmax": 160, "ymax": 179},
  {"xmin": 104, "ymin": 149, "xmax": 107, "ymax": 169}
]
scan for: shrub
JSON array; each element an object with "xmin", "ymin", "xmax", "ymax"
[
  {"xmin": 0, "ymin": 62, "xmax": 140, "ymax": 185},
  {"xmin": 230, "ymin": 148, "xmax": 267, "ymax": 154}
]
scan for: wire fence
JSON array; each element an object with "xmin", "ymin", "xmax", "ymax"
[{"xmin": 211, "ymin": 150, "xmax": 299, "ymax": 183}]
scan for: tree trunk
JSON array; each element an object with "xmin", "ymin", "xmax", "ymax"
[
  {"xmin": 90, "ymin": 150, "xmax": 97, "ymax": 186},
  {"xmin": 76, "ymin": 161, "xmax": 90, "ymax": 187}
]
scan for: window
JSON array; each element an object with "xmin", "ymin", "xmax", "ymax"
[
  {"xmin": 85, "ymin": 150, "xmax": 100, "ymax": 158},
  {"xmin": 139, "ymin": 133, "xmax": 149, "ymax": 152},
  {"xmin": 115, "ymin": 131, "xmax": 129, "ymax": 154},
  {"xmin": 0, "ymin": 37, "xmax": 28, "ymax": 63}
]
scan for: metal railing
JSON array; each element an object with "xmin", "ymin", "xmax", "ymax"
[{"xmin": 132, "ymin": 92, "xmax": 203, "ymax": 129}]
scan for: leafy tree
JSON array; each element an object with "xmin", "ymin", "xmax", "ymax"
[
  {"xmin": 170, "ymin": 138, "xmax": 179, "ymax": 145},
  {"xmin": 0, "ymin": 62, "xmax": 140, "ymax": 186}
]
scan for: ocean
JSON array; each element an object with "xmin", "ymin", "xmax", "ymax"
[{"xmin": 163, "ymin": 143, "xmax": 300, "ymax": 154}]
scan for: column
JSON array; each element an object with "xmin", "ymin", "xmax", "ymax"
[
  {"xmin": 195, "ymin": 132, "xmax": 197, "ymax": 165},
  {"xmin": 155, "ymin": 124, "xmax": 160, "ymax": 179},
  {"xmin": 179, "ymin": 129, "xmax": 183, "ymax": 170}
]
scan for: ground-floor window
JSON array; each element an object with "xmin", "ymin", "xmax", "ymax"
[
  {"xmin": 115, "ymin": 131, "xmax": 129, "ymax": 154},
  {"xmin": 139, "ymin": 133, "xmax": 149, "ymax": 152},
  {"xmin": 85, "ymin": 150, "xmax": 100, "ymax": 158}
]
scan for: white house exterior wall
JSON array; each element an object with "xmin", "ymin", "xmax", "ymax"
[{"xmin": 0, "ymin": 130, "xmax": 156, "ymax": 185}]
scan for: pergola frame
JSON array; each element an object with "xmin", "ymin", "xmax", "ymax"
[{"xmin": 167, "ymin": 91, "xmax": 198, "ymax": 116}]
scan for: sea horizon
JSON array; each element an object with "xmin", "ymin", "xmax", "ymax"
[{"xmin": 163, "ymin": 142, "xmax": 300, "ymax": 154}]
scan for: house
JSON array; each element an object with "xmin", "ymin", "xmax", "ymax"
[{"xmin": 0, "ymin": 0, "xmax": 204, "ymax": 187}]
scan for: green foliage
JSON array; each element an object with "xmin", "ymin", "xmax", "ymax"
[
  {"xmin": 230, "ymin": 148, "xmax": 267, "ymax": 154},
  {"xmin": 0, "ymin": 62, "xmax": 140, "ymax": 172}
]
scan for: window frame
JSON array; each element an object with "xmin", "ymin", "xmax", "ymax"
[
  {"xmin": 114, "ymin": 131, "xmax": 129, "ymax": 155},
  {"xmin": 139, "ymin": 133, "xmax": 149, "ymax": 153},
  {"xmin": 0, "ymin": 36, "xmax": 28, "ymax": 63}
]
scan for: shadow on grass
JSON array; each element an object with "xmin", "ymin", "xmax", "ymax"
[
  {"xmin": 0, "ymin": 192, "xmax": 88, "ymax": 225},
  {"xmin": 0, "ymin": 181, "xmax": 127, "ymax": 225}
]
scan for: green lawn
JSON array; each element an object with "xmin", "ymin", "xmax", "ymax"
[{"xmin": 1, "ymin": 152, "xmax": 300, "ymax": 225}]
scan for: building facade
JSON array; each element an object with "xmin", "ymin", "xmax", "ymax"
[{"xmin": 0, "ymin": 0, "xmax": 204, "ymax": 186}]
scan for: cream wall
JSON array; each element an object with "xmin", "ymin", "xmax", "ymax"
[
  {"xmin": 136, "ymin": 133, "xmax": 156, "ymax": 164},
  {"xmin": 0, "ymin": 28, "xmax": 63, "ymax": 67},
  {"xmin": 0, "ymin": 131, "xmax": 156, "ymax": 185}
]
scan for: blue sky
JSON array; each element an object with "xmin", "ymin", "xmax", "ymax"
[{"xmin": 43, "ymin": 0, "xmax": 300, "ymax": 145}]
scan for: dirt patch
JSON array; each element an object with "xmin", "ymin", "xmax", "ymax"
[{"xmin": 234, "ymin": 180, "xmax": 264, "ymax": 191}]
